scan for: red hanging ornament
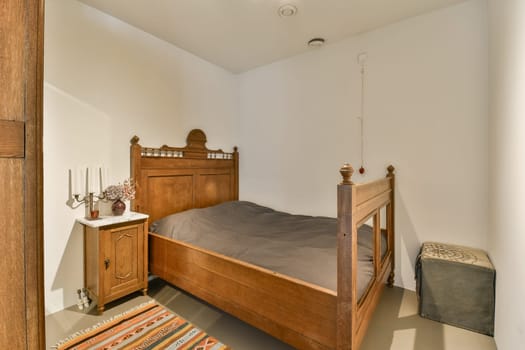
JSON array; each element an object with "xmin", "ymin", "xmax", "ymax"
[{"xmin": 357, "ymin": 53, "xmax": 368, "ymax": 178}]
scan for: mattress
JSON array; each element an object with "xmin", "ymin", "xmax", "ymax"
[{"xmin": 150, "ymin": 201, "xmax": 386, "ymax": 298}]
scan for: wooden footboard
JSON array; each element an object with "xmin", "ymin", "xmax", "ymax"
[
  {"xmin": 130, "ymin": 130, "xmax": 395, "ymax": 350},
  {"xmin": 337, "ymin": 165, "xmax": 395, "ymax": 349},
  {"xmin": 149, "ymin": 232, "xmax": 337, "ymax": 350}
]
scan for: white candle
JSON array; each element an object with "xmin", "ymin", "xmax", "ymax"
[
  {"xmin": 71, "ymin": 167, "xmax": 78, "ymax": 195},
  {"xmin": 91, "ymin": 166, "xmax": 98, "ymax": 194},
  {"xmin": 74, "ymin": 167, "xmax": 80, "ymax": 195},
  {"xmin": 79, "ymin": 167, "xmax": 84, "ymax": 195},
  {"xmin": 99, "ymin": 167, "xmax": 103, "ymax": 194},
  {"xmin": 91, "ymin": 166, "xmax": 96, "ymax": 193},
  {"xmin": 104, "ymin": 167, "xmax": 109, "ymax": 192},
  {"xmin": 69, "ymin": 169, "xmax": 73, "ymax": 195},
  {"xmin": 85, "ymin": 167, "xmax": 89, "ymax": 194}
]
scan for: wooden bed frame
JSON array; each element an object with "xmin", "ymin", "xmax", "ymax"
[{"xmin": 130, "ymin": 129, "xmax": 395, "ymax": 350}]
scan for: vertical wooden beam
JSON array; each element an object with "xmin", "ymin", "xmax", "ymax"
[
  {"xmin": 373, "ymin": 210, "xmax": 381, "ymax": 277},
  {"xmin": 233, "ymin": 146, "xmax": 239, "ymax": 200},
  {"xmin": 0, "ymin": 0, "xmax": 45, "ymax": 349},
  {"xmin": 23, "ymin": 0, "xmax": 44, "ymax": 346},
  {"xmin": 386, "ymin": 165, "xmax": 396, "ymax": 287},
  {"xmin": 0, "ymin": 160, "xmax": 25, "ymax": 349},
  {"xmin": 24, "ymin": 0, "xmax": 45, "ymax": 345},
  {"xmin": 130, "ymin": 136, "xmax": 142, "ymax": 213},
  {"xmin": 337, "ymin": 164, "xmax": 357, "ymax": 350},
  {"xmin": 0, "ymin": 2, "xmax": 25, "ymax": 120}
]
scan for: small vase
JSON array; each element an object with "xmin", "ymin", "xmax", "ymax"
[{"xmin": 111, "ymin": 199, "xmax": 126, "ymax": 216}]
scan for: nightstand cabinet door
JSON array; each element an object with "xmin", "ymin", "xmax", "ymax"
[{"xmin": 102, "ymin": 222, "xmax": 145, "ymax": 299}]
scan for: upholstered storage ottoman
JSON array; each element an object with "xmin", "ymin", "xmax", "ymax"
[{"xmin": 415, "ymin": 242, "xmax": 495, "ymax": 336}]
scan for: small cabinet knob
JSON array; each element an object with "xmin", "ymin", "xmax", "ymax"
[{"xmin": 104, "ymin": 258, "xmax": 110, "ymax": 269}]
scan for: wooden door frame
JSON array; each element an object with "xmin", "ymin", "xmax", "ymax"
[{"xmin": 29, "ymin": 0, "xmax": 46, "ymax": 348}]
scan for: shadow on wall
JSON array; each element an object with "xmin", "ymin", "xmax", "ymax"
[
  {"xmin": 49, "ymin": 221, "xmax": 84, "ymax": 314},
  {"xmin": 395, "ymin": 187, "xmax": 422, "ymax": 290}
]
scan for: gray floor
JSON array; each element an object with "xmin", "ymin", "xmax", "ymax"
[{"xmin": 46, "ymin": 278, "xmax": 497, "ymax": 349}]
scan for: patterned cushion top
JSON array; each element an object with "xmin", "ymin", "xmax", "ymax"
[{"xmin": 420, "ymin": 242, "xmax": 494, "ymax": 270}]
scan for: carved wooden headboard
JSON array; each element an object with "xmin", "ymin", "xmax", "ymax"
[{"xmin": 130, "ymin": 129, "xmax": 239, "ymax": 224}]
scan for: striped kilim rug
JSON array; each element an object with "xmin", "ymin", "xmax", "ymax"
[{"xmin": 54, "ymin": 301, "xmax": 230, "ymax": 350}]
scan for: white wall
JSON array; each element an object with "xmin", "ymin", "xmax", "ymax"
[
  {"xmin": 488, "ymin": 0, "xmax": 525, "ymax": 348},
  {"xmin": 238, "ymin": 0, "xmax": 488, "ymax": 290},
  {"xmin": 44, "ymin": 0, "xmax": 238, "ymax": 314}
]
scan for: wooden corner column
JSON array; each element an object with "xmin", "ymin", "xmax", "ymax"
[
  {"xmin": 386, "ymin": 165, "xmax": 396, "ymax": 287},
  {"xmin": 336, "ymin": 164, "xmax": 357, "ymax": 350}
]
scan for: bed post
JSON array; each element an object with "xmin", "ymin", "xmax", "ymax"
[
  {"xmin": 233, "ymin": 146, "xmax": 239, "ymax": 200},
  {"xmin": 130, "ymin": 136, "xmax": 142, "ymax": 213},
  {"xmin": 386, "ymin": 165, "xmax": 395, "ymax": 288},
  {"xmin": 337, "ymin": 164, "xmax": 357, "ymax": 350}
]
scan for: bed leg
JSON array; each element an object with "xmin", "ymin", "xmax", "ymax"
[{"xmin": 387, "ymin": 271, "xmax": 395, "ymax": 288}]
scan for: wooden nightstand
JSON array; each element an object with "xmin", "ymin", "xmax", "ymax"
[{"xmin": 77, "ymin": 212, "xmax": 149, "ymax": 314}]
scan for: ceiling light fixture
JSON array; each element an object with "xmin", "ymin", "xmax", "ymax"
[
  {"xmin": 307, "ymin": 38, "xmax": 325, "ymax": 48},
  {"xmin": 278, "ymin": 4, "xmax": 298, "ymax": 17}
]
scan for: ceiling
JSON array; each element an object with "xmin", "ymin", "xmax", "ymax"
[{"xmin": 77, "ymin": 0, "xmax": 467, "ymax": 73}]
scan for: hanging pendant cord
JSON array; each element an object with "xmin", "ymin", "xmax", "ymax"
[{"xmin": 359, "ymin": 62, "xmax": 365, "ymax": 172}]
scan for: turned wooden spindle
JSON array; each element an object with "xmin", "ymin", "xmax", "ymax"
[
  {"xmin": 387, "ymin": 165, "xmax": 395, "ymax": 176},
  {"xmin": 339, "ymin": 164, "xmax": 355, "ymax": 185}
]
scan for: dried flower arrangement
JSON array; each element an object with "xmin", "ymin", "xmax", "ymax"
[{"xmin": 104, "ymin": 178, "xmax": 135, "ymax": 201}]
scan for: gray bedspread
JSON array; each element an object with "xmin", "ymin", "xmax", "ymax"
[{"xmin": 151, "ymin": 201, "xmax": 385, "ymax": 298}]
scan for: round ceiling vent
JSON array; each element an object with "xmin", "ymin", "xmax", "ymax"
[
  {"xmin": 278, "ymin": 4, "xmax": 298, "ymax": 17},
  {"xmin": 307, "ymin": 38, "xmax": 325, "ymax": 48}
]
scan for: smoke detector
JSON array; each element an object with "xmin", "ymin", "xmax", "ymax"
[
  {"xmin": 307, "ymin": 38, "xmax": 325, "ymax": 48},
  {"xmin": 278, "ymin": 4, "xmax": 298, "ymax": 17}
]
